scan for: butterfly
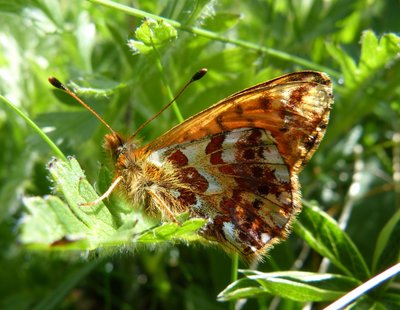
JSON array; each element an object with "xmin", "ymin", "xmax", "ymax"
[{"xmin": 50, "ymin": 70, "xmax": 333, "ymax": 262}]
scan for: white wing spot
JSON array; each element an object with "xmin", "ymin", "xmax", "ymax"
[
  {"xmin": 180, "ymin": 140, "xmax": 209, "ymax": 163},
  {"xmin": 261, "ymin": 233, "xmax": 270, "ymax": 244},
  {"xmin": 262, "ymin": 145, "xmax": 284, "ymax": 164},
  {"xmin": 197, "ymin": 169, "xmax": 222, "ymax": 194},
  {"xmin": 221, "ymin": 148, "xmax": 235, "ymax": 163},
  {"xmin": 192, "ymin": 197, "xmax": 203, "ymax": 210},
  {"xmin": 170, "ymin": 189, "xmax": 181, "ymax": 199},
  {"xmin": 222, "ymin": 222, "xmax": 236, "ymax": 243},
  {"xmin": 148, "ymin": 151, "xmax": 163, "ymax": 167},
  {"xmin": 274, "ymin": 166, "xmax": 290, "ymax": 182}
]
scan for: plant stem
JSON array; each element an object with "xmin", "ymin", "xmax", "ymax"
[
  {"xmin": 229, "ymin": 253, "xmax": 239, "ymax": 310},
  {"xmin": 152, "ymin": 44, "xmax": 184, "ymax": 123}
]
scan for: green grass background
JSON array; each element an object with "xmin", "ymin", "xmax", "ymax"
[{"xmin": 0, "ymin": 0, "xmax": 399, "ymax": 309}]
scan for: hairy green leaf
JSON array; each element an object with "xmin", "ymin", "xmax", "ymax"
[
  {"xmin": 218, "ymin": 271, "xmax": 359, "ymax": 302},
  {"xmin": 294, "ymin": 203, "xmax": 370, "ymax": 280}
]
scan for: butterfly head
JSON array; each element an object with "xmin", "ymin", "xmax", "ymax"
[{"xmin": 103, "ymin": 132, "xmax": 131, "ymax": 162}]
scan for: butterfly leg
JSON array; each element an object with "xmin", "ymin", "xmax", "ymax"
[
  {"xmin": 80, "ymin": 176, "xmax": 123, "ymax": 206},
  {"xmin": 147, "ymin": 189, "xmax": 179, "ymax": 223}
]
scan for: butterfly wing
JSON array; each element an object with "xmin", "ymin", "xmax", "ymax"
[
  {"xmin": 147, "ymin": 127, "xmax": 299, "ymax": 260},
  {"xmin": 137, "ymin": 71, "xmax": 332, "ymax": 260},
  {"xmin": 145, "ymin": 71, "xmax": 332, "ymax": 174}
]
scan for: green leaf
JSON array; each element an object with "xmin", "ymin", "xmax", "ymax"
[
  {"xmin": 325, "ymin": 32, "xmax": 400, "ymax": 143},
  {"xmin": 127, "ymin": 18, "xmax": 177, "ymax": 54},
  {"xmin": 136, "ymin": 19, "xmax": 177, "ymax": 45},
  {"xmin": 20, "ymin": 157, "xmax": 205, "ymax": 252},
  {"xmin": 136, "ymin": 218, "xmax": 206, "ymax": 243},
  {"xmin": 127, "ymin": 40, "xmax": 153, "ymax": 55},
  {"xmin": 20, "ymin": 157, "xmax": 116, "ymax": 250},
  {"xmin": 294, "ymin": 203, "xmax": 370, "ymax": 280},
  {"xmin": 218, "ymin": 271, "xmax": 359, "ymax": 302},
  {"xmin": 359, "ymin": 31, "xmax": 400, "ymax": 81},
  {"xmin": 48, "ymin": 157, "xmax": 116, "ymax": 232},
  {"xmin": 380, "ymin": 292, "xmax": 400, "ymax": 307},
  {"xmin": 21, "ymin": 196, "xmax": 91, "ymax": 248},
  {"xmin": 327, "ymin": 31, "xmax": 400, "ymax": 89},
  {"xmin": 217, "ymin": 277, "xmax": 268, "ymax": 300},
  {"xmin": 372, "ymin": 208, "xmax": 400, "ymax": 274}
]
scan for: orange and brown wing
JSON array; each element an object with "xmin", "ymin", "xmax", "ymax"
[
  {"xmin": 146, "ymin": 71, "xmax": 333, "ymax": 174},
  {"xmin": 142, "ymin": 71, "xmax": 333, "ymax": 261},
  {"xmin": 149, "ymin": 127, "xmax": 301, "ymax": 260}
]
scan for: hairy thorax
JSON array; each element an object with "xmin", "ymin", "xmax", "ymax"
[{"xmin": 104, "ymin": 133, "xmax": 190, "ymax": 220}]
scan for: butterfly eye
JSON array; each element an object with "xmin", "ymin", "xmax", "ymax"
[
  {"xmin": 103, "ymin": 133, "xmax": 127, "ymax": 161},
  {"xmin": 116, "ymin": 146, "xmax": 125, "ymax": 156},
  {"xmin": 109, "ymin": 145, "xmax": 126, "ymax": 162}
]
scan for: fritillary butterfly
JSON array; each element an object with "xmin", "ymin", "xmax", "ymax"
[{"xmin": 51, "ymin": 70, "xmax": 333, "ymax": 262}]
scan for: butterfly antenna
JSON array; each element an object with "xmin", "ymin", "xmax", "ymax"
[
  {"xmin": 129, "ymin": 68, "xmax": 208, "ymax": 140},
  {"xmin": 48, "ymin": 77, "xmax": 116, "ymax": 135}
]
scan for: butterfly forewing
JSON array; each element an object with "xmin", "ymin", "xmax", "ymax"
[{"xmin": 145, "ymin": 71, "xmax": 332, "ymax": 173}]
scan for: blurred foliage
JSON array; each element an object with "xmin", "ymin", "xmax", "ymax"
[{"xmin": 0, "ymin": 0, "xmax": 399, "ymax": 309}]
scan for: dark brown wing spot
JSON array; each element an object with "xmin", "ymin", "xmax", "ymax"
[
  {"xmin": 251, "ymin": 166, "xmax": 264, "ymax": 178},
  {"xmin": 258, "ymin": 185, "xmax": 269, "ymax": 195},
  {"xmin": 168, "ymin": 149, "xmax": 188, "ymax": 167},
  {"xmin": 216, "ymin": 115, "xmax": 227, "ymax": 130},
  {"xmin": 279, "ymin": 125, "xmax": 289, "ymax": 132},
  {"xmin": 235, "ymin": 104, "xmax": 244, "ymax": 115},
  {"xmin": 242, "ymin": 149, "xmax": 256, "ymax": 160},
  {"xmin": 319, "ymin": 122, "xmax": 327, "ymax": 129},
  {"xmin": 178, "ymin": 189, "xmax": 197, "ymax": 206},
  {"xmin": 238, "ymin": 128, "xmax": 262, "ymax": 146},
  {"xmin": 252, "ymin": 198, "xmax": 263, "ymax": 209},
  {"xmin": 210, "ymin": 151, "xmax": 224, "ymax": 164},
  {"xmin": 260, "ymin": 96, "xmax": 272, "ymax": 110},
  {"xmin": 180, "ymin": 167, "xmax": 208, "ymax": 193},
  {"xmin": 218, "ymin": 165, "xmax": 235, "ymax": 175},
  {"xmin": 289, "ymin": 85, "xmax": 308, "ymax": 107},
  {"xmin": 206, "ymin": 134, "xmax": 225, "ymax": 154},
  {"xmin": 305, "ymin": 135, "xmax": 317, "ymax": 151},
  {"xmin": 256, "ymin": 147, "xmax": 265, "ymax": 159}
]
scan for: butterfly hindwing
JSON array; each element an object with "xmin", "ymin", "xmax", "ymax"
[{"xmin": 149, "ymin": 128, "xmax": 300, "ymax": 259}]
